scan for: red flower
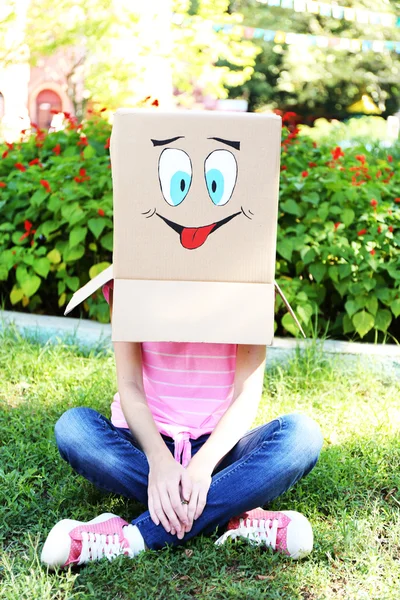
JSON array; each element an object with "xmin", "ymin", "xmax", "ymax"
[
  {"xmin": 312, "ymin": 142, "xmax": 317, "ymax": 148},
  {"xmin": 19, "ymin": 220, "xmax": 35, "ymax": 241},
  {"xmin": 302, "ymin": 170, "xmax": 309, "ymax": 178},
  {"xmin": 331, "ymin": 146, "xmax": 344, "ymax": 160},
  {"xmin": 79, "ymin": 168, "xmax": 87, "ymax": 177},
  {"xmin": 21, "ymin": 129, "xmax": 27, "ymax": 134},
  {"xmin": 389, "ymin": 226, "xmax": 394, "ymax": 232},
  {"xmin": 334, "ymin": 222, "xmax": 341, "ymax": 230},
  {"xmin": 355, "ymin": 154, "xmax": 366, "ymax": 165},
  {"xmin": 40, "ymin": 179, "xmax": 51, "ymax": 192},
  {"xmin": 357, "ymin": 229, "xmax": 367, "ymax": 236},
  {"xmin": 52, "ymin": 143, "xmax": 61, "ymax": 156},
  {"xmin": 376, "ymin": 170, "xmax": 382, "ymax": 178},
  {"xmin": 280, "ymin": 165, "xmax": 287, "ymax": 171},
  {"xmin": 152, "ymin": 99, "xmax": 159, "ymax": 107},
  {"xmin": 63, "ymin": 112, "xmax": 71, "ymax": 119},
  {"xmin": 388, "ymin": 155, "xmax": 393, "ymax": 163},
  {"xmin": 77, "ymin": 136, "xmax": 88, "ymax": 147},
  {"xmin": 2, "ymin": 150, "xmax": 8, "ymax": 159},
  {"xmin": 394, "ymin": 198, "xmax": 400, "ymax": 204},
  {"xmin": 377, "ymin": 226, "xmax": 382, "ymax": 233},
  {"xmin": 370, "ymin": 199, "xmax": 378, "ymax": 208},
  {"xmin": 100, "ymin": 107, "xmax": 107, "ymax": 112},
  {"xmin": 98, "ymin": 208, "xmax": 105, "ymax": 217},
  {"xmin": 15, "ymin": 162, "xmax": 26, "ymax": 172},
  {"xmin": 74, "ymin": 167, "xmax": 90, "ymax": 183},
  {"xmin": 282, "ymin": 111, "xmax": 298, "ymax": 123},
  {"xmin": 104, "ymin": 137, "xmax": 110, "ymax": 149},
  {"xmin": 29, "ymin": 158, "xmax": 42, "ymax": 167},
  {"xmin": 6, "ymin": 142, "xmax": 13, "ymax": 150},
  {"xmin": 308, "ymin": 162, "xmax": 317, "ymax": 168},
  {"xmin": 0, "ymin": 181, "xmax": 6, "ymax": 188},
  {"xmin": 369, "ymin": 249, "xmax": 376, "ymax": 256}
]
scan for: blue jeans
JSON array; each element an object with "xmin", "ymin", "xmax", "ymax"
[{"xmin": 55, "ymin": 407, "xmax": 323, "ymax": 550}]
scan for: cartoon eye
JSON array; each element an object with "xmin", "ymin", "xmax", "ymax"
[
  {"xmin": 204, "ymin": 149, "xmax": 238, "ymax": 206},
  {"xmin": 158, "ymin": 148, "xmax": 192, "ymax": 206}
]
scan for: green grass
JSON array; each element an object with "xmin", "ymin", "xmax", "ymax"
[{"xmin": 0, "ymin": 325, "xmax": 400, "ymax": 600}]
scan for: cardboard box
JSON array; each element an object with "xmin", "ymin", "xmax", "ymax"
[{"xmin": 65, "ymin": 109, "xmax": 303, "ymax": 343}]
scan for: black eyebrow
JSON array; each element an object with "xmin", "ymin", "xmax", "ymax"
[
  {"xmin": 208, "ymin": 137, "xmax": 240, "ymax": 151},
  {"xmin": 151, "ymin": 136, "xmax": 184, "ymax": 147}
]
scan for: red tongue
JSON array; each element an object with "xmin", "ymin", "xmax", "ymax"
[{"xmin": 180, "ymin": 223, "xmax": 217, "ymax": 250}]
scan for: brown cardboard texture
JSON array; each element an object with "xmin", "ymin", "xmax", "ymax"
[{"xmin": 65, "ymin": 109, "xmax": 283, "ymax": 344}]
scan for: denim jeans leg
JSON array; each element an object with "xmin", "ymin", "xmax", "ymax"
[
  {"xmin": 133, "ymin": 413, "xmax": 323, "ymax": 549},
  {"xmin": 55, "ymin": 406, "xmax": 155, "ymax": 505}
]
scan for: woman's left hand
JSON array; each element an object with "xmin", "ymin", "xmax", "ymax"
[{"xmin": 179, "ymin": 462, "xmax": 212, "ymax": 536}]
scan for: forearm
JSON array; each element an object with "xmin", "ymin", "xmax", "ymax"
[
  {"xmin": 119, "ymin": 383, "xmax": 172, "ymax": 466},
  {"xmin": 189, "ymin": 390, "xmax": 260, "ymax": 473}
]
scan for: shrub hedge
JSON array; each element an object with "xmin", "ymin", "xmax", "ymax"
[{"xmin": 0, "ymin": 111, "xmax": 399, "ymax": 342}]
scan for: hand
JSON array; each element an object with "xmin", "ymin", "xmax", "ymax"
[
  {"xmin": 148, "ymin": 454, "xmax": 193, "ymax": 538},
  {"xmin": 182, "ymin": 462, "xmax": 212, "ymax": 534}
]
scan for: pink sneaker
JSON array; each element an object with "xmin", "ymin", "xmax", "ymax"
[
  {"xmin": 215, "ymin": 508, "xmax": 313, "ymax": 559},
  {"xmin": 41, "ymin": 513, "xmax": 133, "ymax": 568}
]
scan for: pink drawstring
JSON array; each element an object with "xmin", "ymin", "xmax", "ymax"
[{"xmin": 174, "ymin": 432, "xmax": 192, "ymax": 468}]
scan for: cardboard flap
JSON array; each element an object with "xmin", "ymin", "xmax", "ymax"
[
  {"xmin": 274, "ymin": 281, "xmax": 306, "ymax": 339},
  {"xmin": 64, "ymin": 265, "xmax": 114, "ymax": 316},
  {"xmin": 112, "ymin": 279, "xmax": 275, "ymax": 345}
]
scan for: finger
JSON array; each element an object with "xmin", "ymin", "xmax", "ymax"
[
  {"xmin": 152, "ymin": 494, "xmax": 172, "ymax": 533},
  {"xmin": 180, "ymin": 470, "xmax": 193, "ymax": 503},
  {"xmin": 194, "ymin": 487, "xmax": 208, "ymax": 520},
  {"xmin": 160, "ymin": 488, "xmax": 183, "ymax": 532},
  {"xmin": 168, "ymin": 486, "xmax": 189, "ymax": 526},
  {"xmin": 186, "ymin": 485, "xmax": 199, "ymax": 531},
  {"xmin": 148, "ymin": 493, "xmax": 160, "ymax": 526}
]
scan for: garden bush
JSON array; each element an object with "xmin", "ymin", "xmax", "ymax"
[{"xmin": 0, "ymin": 112, "xmax": 399, "ymax": 342}]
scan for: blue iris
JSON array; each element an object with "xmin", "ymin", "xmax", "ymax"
[
  {"xmin": 206, "ymin": 169, "xmax": 225, "ymax": 205},
  {"xmin": 169, "ymin": 171, "xmax": 191, "ymax": 206}
]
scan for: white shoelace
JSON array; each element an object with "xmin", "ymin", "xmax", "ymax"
[
  {"xmin": 78, "ymin": 532, "xmax": 134, "ymax": 564},
  {"xmin": 215, "ymin": 518, "xmax": 279, "ymax": 548}
]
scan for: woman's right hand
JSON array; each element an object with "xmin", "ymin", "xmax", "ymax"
[{"xmin": 148, "ymin": 454, "xmax": 193, "ymax": 538}]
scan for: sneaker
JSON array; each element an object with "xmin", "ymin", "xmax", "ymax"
[
  {"xmin": 41, "ymin": 513, "xmax": 134, "ymax": 568},
  {"xmin": 215, "ymin": 508, "xmax": 313, "ymax": 559}
]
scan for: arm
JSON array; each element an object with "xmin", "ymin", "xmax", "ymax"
[
  {"xmin": 183, "ymin": 344, "xmax": 266, "ymax": 527},
  {"xmin": 110, "ymin": 289, "xmax": 191, "ymax": 536}
]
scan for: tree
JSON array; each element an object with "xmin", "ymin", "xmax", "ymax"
[{"xmin": 227, "ymin": 0, "xmax": 400, "ymax": 119}]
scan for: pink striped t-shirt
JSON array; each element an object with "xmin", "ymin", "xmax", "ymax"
[{"xmin": 103, "ymin": 281, "xmax": 237, "ymax": 467}]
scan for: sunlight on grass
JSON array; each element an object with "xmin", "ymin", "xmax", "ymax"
[{"xmin": 0, "ymin": 327, "xmax": 399, "ymax": 600}]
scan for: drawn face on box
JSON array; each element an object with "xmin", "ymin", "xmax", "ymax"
[{"xmin": 111, "ymin": 110, "xmax": 281, "ymax": 283}]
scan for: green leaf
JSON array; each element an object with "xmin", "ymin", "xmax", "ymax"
[
  {"xmin": 392, "ymin": 298, "xmax": 400, "ymax": 318},
  {"xmin": 281, "ymin": 312, "xmax": 301, "ymax": 337},
  {"xmin": 338, "ymin": 264, "xmax": 352, "ymax": 279},
  {"xmin": 303, "ymin": 248, "xmax": 317, "ymax": 265},
  {"xmin": 66, "ymin": 276, "xmax": 80, "ymax": 291},
  {"xmin": 309, "ymin": 263, "xmax": 327, "ymax": 283},
  {"xmin": 343, "ymin": 314, "xmax": 354, "ymax": 334},
  {"xmin": 280, "ymin": 199, "xmax": 303, "ymax": 217},
  {"xmin": 88, "ymin": 218, "xmax": 106, "ymax": 239},
  {"xmin": 277, "ymin": 239, "xmax": 293, "ymax": 261},
  {"xmin": 375, "ymin": 309, "xmax": 392, "ymax": 332},
  {"xmin": 58, "ymin": 280, "xmax": 66, "ymax": 295},
  {"xmin": 63, "ymin": 244, "xmax": 85, "ymax": 262},
  {"xmin": 33, "ymin": 257, "xmax": 50, "ymax": 278},
  {"xmin": 302, "ymin": 192, "xmax": 319, "ymax": 205},
  {"xmin": 345, "ymin": 299, "xmax": 358, "ymax": 317},
  {"xmin": 58, "ymin": 292, "xmax": 67, "ymax": 307},
  {"xmin": 342, "ymin": 208, "xmax": 355, "ymax": 226},
  {"xmin": 42, "ymin": 221, "xmax": 60, "ymax": 237},
  {"xmin": 297, "ymin": 303, "xmax": 313, "ymax": 325},
  {"xmin": 21, "ymin": 274, "xmax": 41, "ymax": 297},
  {"xmin": 83, "ymin": 144, "xmax": 96, "ymax": 159},
  {"xmin": 333, "ymin": 280, "xmax": 348, "ymax": 297},
  {"xmin": 89, "ymin": 261, "xmax": 111, "ymax": 279},
  {"xmin": 363, "ymin": 278, "xmax": 376, "ymax": 292},
  {"xmin": 10, "ymin": 286, "xmax": 24, "ymax": 305},
  {"xmin": 0, "ymin": 222, "xmax": 14, "ymax": 232},
  {"xmin": 69, "ymin": 226, "xmax": 87, "ymax": 248},
  {"xmin": 352, "ymin": 310, "xmax": 374, "ymax": 338},
  {"xmin": 328, "ymin": 266, "xmax": 339, "ymax": 283},
  {"xmin": 100, "ymin": 231, "xmax": 113, "ymax": 252},
  {"xmin": 16, "ymin": 265, "xmax": 28, "ymax": 286},
  {"xmin": 0, "ymin": 265, "xmax": 8, "ymax": 281},
  {"xmin": 30, "ymin": 188, "xmax": 48, "ymax": 206},
  {"xmin": 317, "ymin": 203, "xmax": 329, "ymax": 220},
  {"xmin": 47, "ymin": 248, "xmax": 61, "ymax": 264},
  {"xmin": 366, "ymin": 296, "xmax": 378, "ymax": 316}
]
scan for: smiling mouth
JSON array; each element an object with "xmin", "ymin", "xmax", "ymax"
[{"xmin": 156, "ymin": 211, "xmax": 241, "ymax": 250}]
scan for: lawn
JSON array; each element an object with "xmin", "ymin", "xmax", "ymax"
[{"xmin": 0, "ymin": 325, "xmax": 399, "ymax": 600}]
